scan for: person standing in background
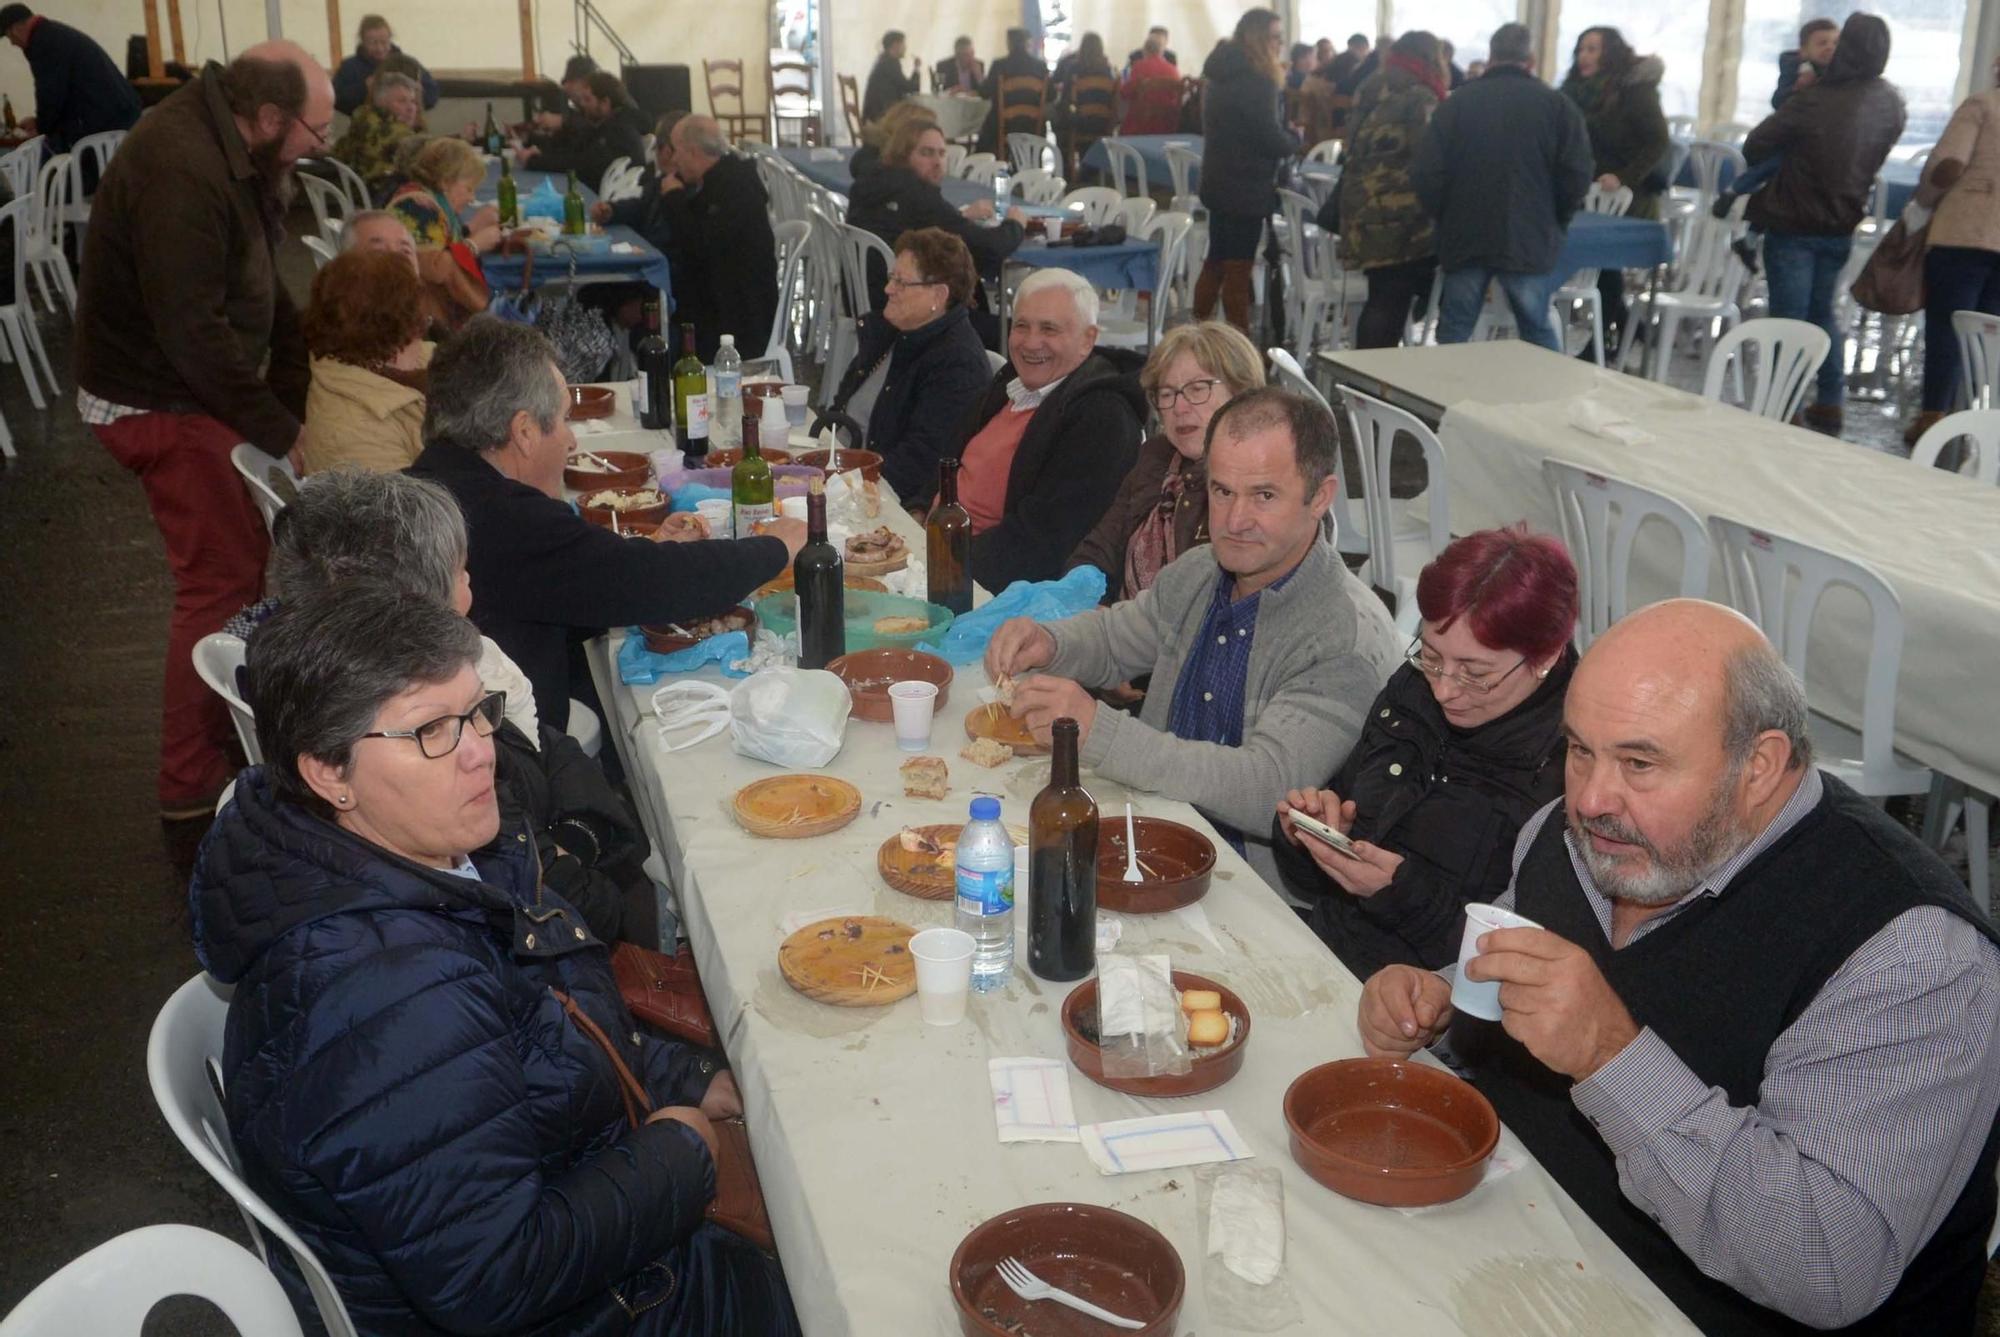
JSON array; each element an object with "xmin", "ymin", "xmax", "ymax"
[
  {"xmin": 1773, "ymin": 18, "xmax": 1838, "ymax": 109},
  {"xmin": 1195, "ymin": 8, "xmax": 1297, "ymax": 335},
  {"xmin": 1286, "ymin": 43, "xmax": 1317, "ymax": 92},
  {"xmin": 1560, "ymin": 27, "xmax": 1669, "ymax": 359},
  {"xmin": 73, "ymin": 43, "xmax": 333, "ymax": 820},
  {"xmin": 331, "ymin": 13, "xmax": 439, "ymax": 115},
  {"xmin": 1335, "ymin": 31, "xmax": 1448, "ymax": 349},
  {"xmin": 0, "ymin": 5, "xmax": 140, "ymax": 154},
  {"xmin": 1327, "ymin": 34, "xmax": 1370, "ymax": 88},
  {"xmin": 655, "ymin": 116, "xmax": 779, "ymax": 363}
]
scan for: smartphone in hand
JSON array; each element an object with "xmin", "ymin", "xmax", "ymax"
[{"xmin": 1287, "ymin": 807, "xmax": 1360, "ymax": 859}]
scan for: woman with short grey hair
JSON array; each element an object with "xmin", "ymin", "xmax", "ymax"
[
  {"xmin": 331, "ymin": 69, "xmax": 422, "ymax": 197},
  {"xmin": 195, "ymin": 586, "xmax": 798, "ymax": 1335}
]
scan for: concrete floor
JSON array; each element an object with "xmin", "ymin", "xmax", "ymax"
[{"xmin": 0, "ymin": 239, "xmax": 1991, "ymax": 1333}]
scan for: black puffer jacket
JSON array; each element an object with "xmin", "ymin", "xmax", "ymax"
[
  {"xmin": 952, "ymin": 350, "xmax": 1147, "ymax": 592},
  {"xmin": 1743, "ymin": 13, "xmax": 1906, "ymax": 237},
  {"xmin": 1272, "ymin": 652, "xmax": 1574, "ymax": 979},
  {"xmin": 1198, "ymin": 41, "xmax": 1299, "ymax": 217},
  {"xmin": 496, "ymin": 718, "xmax": 654, "ymax": 948},
  {"xmin": 829, "ymin": 306, "xmax": 993, "ymax": 507}
]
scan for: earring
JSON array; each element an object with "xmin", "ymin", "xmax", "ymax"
[
  {"xmin": 1536, "ymin": 667, "xmax": 1550, "ymax": 679},
  {"xmin": 337, "ymin": 793, "xmax": 352, "ymax": 807}
]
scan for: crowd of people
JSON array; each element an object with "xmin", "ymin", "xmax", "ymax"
[{"xmin": 21, "ymin": 7, "xmax": 2000, "ymax": 1336}]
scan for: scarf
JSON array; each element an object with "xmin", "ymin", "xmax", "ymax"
[
  {"xmin": 1387, "ymin": 51, "xmax": 1447, "ymax": 101},
  {"xmin": 1122, "ymin": 455, "xmax": 1203, "ymax": 597}
]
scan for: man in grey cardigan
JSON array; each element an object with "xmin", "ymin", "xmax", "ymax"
[{"xmin": 987, "ymin": 388, "xmax": 1402, "ymax": 895}]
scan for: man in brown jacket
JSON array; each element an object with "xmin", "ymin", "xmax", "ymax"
[{"xmin": 73, "ymin": 40, "xmax": 332, "ymax": 818}]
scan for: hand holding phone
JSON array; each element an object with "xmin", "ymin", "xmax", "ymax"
[{"xmin": 1285, "ymin": 806, "xmax": 1360, "ymax": 858}]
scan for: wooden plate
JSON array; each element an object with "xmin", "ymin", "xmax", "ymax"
[
  {"xmin": 731, "ymin": 774, "xmax": 863, "ymax": 838},
  {"xmin": 964, "ymin": 701, "xmax": 1047, "ymax": 755},
  {"xmin": 877, "ymin": 824, "xmax": 961, "ymax": 899},
  {"xmin": 752, "ymin": 570, "xmax": 889, "ymax": 599},
  {"xmin": 844, "ymin": 550, "xmax": 909, "ymax": 577},
  {"xmin": 777, "ymin": 915, "xmax": 918, "ymax": 1006}
]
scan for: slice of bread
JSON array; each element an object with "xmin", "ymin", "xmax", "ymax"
[
  {"xmin": 873, "ymin": 614, "xmax": 929, "ymax": 635},
  {"xmin": 899, "ymin": 755, "xmax": 949, "ymax": 799}
]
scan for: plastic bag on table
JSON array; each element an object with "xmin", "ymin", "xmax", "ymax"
[
  {"xmin": 1095, "ymin": 953, "xmax": 1191, "ymax": 1079},
  {"xmin": 620, "ymin": 628, "xmax": 753, "ymax": 684},
  {"xmin": 1195, "ymin": 1163, "xmax": 1301, "ymax": 1330},
  {"xmin": 729, "ymin": 668, "xmax": 852, "ymax": 767},
  {"xmin": 918, "ymin": 566, "xmax": 1108, "ymax": 666}
]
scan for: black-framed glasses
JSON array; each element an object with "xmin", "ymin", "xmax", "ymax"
[
  {"xmin": 360, "ymin": 692, "xmax": 506, "ymax": 759},
  {"xmin": 1152, "ymin": 377, "xmax": 1221, "ymax": 411},
  {"xmin": 291, "ymin": 114, "xmax": 331, "ymax": 150},
  {"xmin": 1405, "ymin": 638, "xmax": 1526, "ymax": 695},
  {"xmin": 884, "ymin": 273, "xmax": 941, "ymax": 291}
]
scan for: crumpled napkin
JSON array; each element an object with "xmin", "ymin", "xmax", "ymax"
[
  {"xmin": 1566, "ymin": 396, "xmax": 1654, "ymax": 446},
  {"xmin": 1207, "ymin": 1164, "xmax": 1285, "ymax": 1285}
]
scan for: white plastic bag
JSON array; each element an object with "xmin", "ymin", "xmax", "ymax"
[
  {"xmin": 651, "ymin": 682, "xmax": 732, "ymax": 752},
  {"xmin": 728, "ymin": 668, "xmax": 852, "ymax": 767}
]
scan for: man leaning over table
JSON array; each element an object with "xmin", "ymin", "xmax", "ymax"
[
  {"xmin": 985, "ymin": 387, "xmax": 1401, "ymax": 893},
  {"xmin": 1358, "ymin": 599, "xmax": 2000, "ymax": 1335}
]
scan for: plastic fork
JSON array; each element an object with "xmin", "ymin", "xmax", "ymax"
[
  {"xmin": 994, "ymin": 1257, "xmax": 1146, "ymax": 1330},
  {"xmin": 1122, "ymin": 803, "xmax": 1144, "ymax": 882}
]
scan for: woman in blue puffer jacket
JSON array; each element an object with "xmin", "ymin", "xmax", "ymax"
[{"xmin": 189, "ymin": 586, "xmax": 798, "ymax": 1337}]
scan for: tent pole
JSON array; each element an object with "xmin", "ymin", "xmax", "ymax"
[
  {"xmin": 327, "ymin": 0, "xmax": 343, "ymax": 67},
  {"xmin": 518, "ymin": 0, "xmax": 537, "ymax": 81},
  {"xmin": 143, "ymin": 0, "xmax": 164, "ymax": 79},
  {"xmin": 167, "ymin": 0, "xmax": 186, "ymax": 64}
]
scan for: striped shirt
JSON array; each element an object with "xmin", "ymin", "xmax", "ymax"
[{"xmin": 1492, "ymin": 775, "xmax": 2000, "ymax": 1327}]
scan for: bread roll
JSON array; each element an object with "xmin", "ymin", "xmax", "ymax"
[
  {"xmin": 1187, "ymin": 1009, "xmax": 1229, "ymax": 1047},
  {"xmin": 1178, "ymin": 989, "xmax": 1222, "ymax": 1014}
]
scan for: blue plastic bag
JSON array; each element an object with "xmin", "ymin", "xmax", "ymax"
[
  {"xmin": 918, "ymin": 567, "xmax": 1106, "ymax": 665},
  {"xmin": 618, "ymin": 628, "xmax": 754, "ymax": 683},
  {"xmin": 521, "ymin": 179, "xmax": 566, "ymax": 222},
  {"xmin": 668, "ymin": 481, "xmax": 733, "ymax": 512}
]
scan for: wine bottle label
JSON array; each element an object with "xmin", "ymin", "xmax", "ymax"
[
  {"xmin": 685, "ymin": 394, "xmax": 709, "ymax": 438},
  {"xmin": 732, "ymin": 502, "xmax": 773, "ymax": 539},
  {"xmin": 635, "ymin": 371, "xmax": 648, "ymax": 412},
  {"xmin": 955, "ymin": 866, "xmax": 1014, "ymax": 919}
]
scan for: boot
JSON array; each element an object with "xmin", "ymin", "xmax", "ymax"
[
  {"xmin": 1731, "ymin": 235, "xmax": 1761, "ymax": 276},
  {"xmin": 1219, "ymin": 259, "xmax": 1256, "ymax": 335},
  {"xmin": 1193, "ymin": 259, "xmax": 1224, "ymax": 319},
  {"xmin": 1903, "ymin": 409, "xmax": 1946, "ymax": 447},
  {"xmin": 1799, "ymin": 403, "xmax": 1844, "ymax": 436}
]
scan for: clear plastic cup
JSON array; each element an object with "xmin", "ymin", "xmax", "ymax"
[
  {"xmin": 778, "ymin": 495, "xmax": 808, "ymax": 522},
  {"xmin": 694, "ymin": 498, "xmax": 732, "ymax": 533},
  {"xmin": 780, "ymin": 384, "xmax": 809, "ymax": 427},
  {"xmin": 1450, "ymin": 903, "xmax": 1543, "ymax": 1021},
  {"xmin": 909, "ymin": 926, "xmax": 975, "ymax": 1025},
  {"xmin": 889, "ymin": 680, "xmax": 938, "ymax": 752}
]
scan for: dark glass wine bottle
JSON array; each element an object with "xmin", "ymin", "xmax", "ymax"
[
  {"xmin": 794, "ymin": 478, "xmax": 845, "ymax": 669},
  {"xmin": 636, "ymin": 301, "xmax": 672, "ymax": 431},
  {"xmin": 482, "ymin": 101, "xmax": 504, "ymax": 156},
  {"xmin": 673, "ymin": 327, "xmax": 709, "ymax": 459},
  {"xmin": 1028, "ymin": 718, "xmax": 1097, "ymax": 981},
  {"xmin": 926, "ymin": 458, "xmax": 973, "ymax": 614}
]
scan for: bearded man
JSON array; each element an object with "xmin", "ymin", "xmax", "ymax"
[
  {"xmin": 1357, "ymin": 599, "xmax": 2000, "ymax": 1335},
  {"xmin": 74, "ymin": 41, "xmax": 332, "ymax": 819}
]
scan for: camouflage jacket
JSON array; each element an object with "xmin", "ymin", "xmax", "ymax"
[
  {"xmin": 1335, "ymin": 69, "xmax": 1441, "ymax": 270},
  {"xmin": 332, "ymin": 104, "xmax": 414, "ymax": 195}
]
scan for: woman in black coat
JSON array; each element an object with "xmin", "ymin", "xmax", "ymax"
[
  {"xmin": 1273, "ymin": 528, "xmax": 1580, "ymax": 980},
  {"xmin": 848, "ymin": 119, "xmax": 1026, "ymax": 305},
  {"xmin": 1195, "ymin": 8, "xmax": 1299, "ymax": 334},
  {"xmin": 824, "ymin": 227, "xmax": 992, "ymax": 508},
  {"xmin": 1560, "ymin": 28, "xmax": 1670, "ymax": 355}
]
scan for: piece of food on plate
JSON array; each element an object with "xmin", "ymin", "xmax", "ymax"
[
  {"xmin": 1186, "ymin": 1009, "xmax": 1229, "ymax": 1047},
  {"xmin": 873, "ymin": 613, "xmax": 930, "ymax": 635},
  {"xmin": 583, "ymin": 487, "xmax": 664, "ymax": 511},
  {"xmin": 844, "ymin": 526, "xmax": 907, "ymax": 565},
  {"xmin": 899, "ymin": 756, "xmax": 949, "ymax": 800},
  {"xmin": 959, "ymin": 737, "xmax": 1014, "ymax": 768},
  {"xmin": 1178, "ymin": 989, "xmax": 1221, "ymax": 1015},
  {"xmin": 991, "ymin": 672, "xmax": 1017, "ymax": 706}
]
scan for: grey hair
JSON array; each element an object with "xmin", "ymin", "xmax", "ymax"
[
  {"xmin": 1721, "ymin": 640, "xmax": 1814, "ymax": 771},
  {"xmin": 337, "ymin": 208, "xmax": 399, "ymax": 249},
  {"xmin": 1488, "ymin": 22, "xmax": 1534, "ymax": 65},
  {"xmin": 270, "ymin": 468, "xmax": 467, "ymax": 606},
  {"xmin": 247, "ymin": 585, "xmax": 483, "ymax": 819},
  {"xmin": 370, "ymin": 71, "xmax": 420, "ymax": 107},
  {"xmin": 676, "ymin": 115, "xmax": 729, "ymax": 158},
  {"xmin": 423, "ymin": 316, "xmax": 565, "ymax": 453},
  {"xmin": 1013, "ymin": 267, "xmax": 1100, "ymax": 328}
]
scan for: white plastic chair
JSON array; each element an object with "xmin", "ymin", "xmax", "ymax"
[
  {"xmin": 1667, "ymin": 115, "xmax": 1697, "ymax": 140},
  {"xmin": 566, "ymin": 699, "xmax": 603, "ymax": 758},
  {"xmin": 598, "ymin": 155, "xmax": 633, "ymax": 198},
  {"xmin": 1342, "ymin": 388, "xmax": 1452, "ymax": 634},
  {"xmin": 25, "ymin": 154, "xmax": 76, "ymax": 315},
  {"xmin": 1700, "ymin": 318, "xmax": 1830, "ymax": 421},
  {"xmin": 942, "ymin": 143, "xmax": 968, "ymax": 177},
  {"xmin": 148, "ymin": 974, "xmax": 360, "ymax": 1337},
  {"xmin": 1305, "ymin": 139, "xmax": 1341, "ymax": 165},
  {"xmin": 299, "ymin": 172, "xmax": 352, "ymax": 245},
  {"xmin": 0, "ymin": 197, "xmax": 58, "ymax": 410},
  {"xmin": 0, "ymin": 1224, "xmax": 303, "ymax": 1337},
  {"xmin": 761, "ymin": 219, "xmax": 810, "ymax": 383},
  {"xmin": 1683, "ymin": 140, "xmax": 1747, "ymax": 210},
  {"xmin": 1007, "ymin": 167, "xmax": 1067, "ymax": 205},
  {"xmin": 1267, "ymin": 348, "xmax": 1370, "ymax": 559},
  {"xmin": 230, "ymin": 442, "xmax": 298, "ymax": 535},
  {"xmin": 64, "ymin": 129, "xmax": 125, "ymax": 244},
  {"xmin": 958, "ymin": 154, "xmax": 1002, "ymax": 191},
  {"xmin": 1006, "ymin": 132, "xmax": 1057, "ymax": 176},
  {"xmin": 1553, "ymin": 183, "xmax": 1633, "ymax": 365},
  {"xmin": 1952, "ymin": 310, "xmax": 2000, "ymax": 410},
  {"xmin": 1097, "ymin": 138, "xmax": 1148, "ymax": 198},
  {"xmin": 1114, "ymin": 196, "xmax": 1156, "ymax": 236},
  {"xmin": 1542, "ymin": 459, "xmax": 1710, "ymax": 649},
  {"xmin": 1909, "ymin": 409, "xmax": 2000, "ymax": 484},
  {"xmin": 1620, "ymin": 203, "xmax": 1746, "ymax": 382},
  {"xmin": 821, "ymin": 221, "xmax": 894, "ymax": 405},
  {"xmin": 1060, "ymin": 186, "xmax": 1122, "ymax": 229},
  {"xmin": 192, "ymin": 633, "xmax": 262, "ymax": 765},
  {"xmin": 1707, "ymin": 516, "xmax": 1931, "ymax": 799},
  {"xmin": 302, "ymin": 235, "xmax": 336, "ymax": 270},
  {"xmin": 1276, "ymin": 188, "xmax": 1364, "ymax": 359},
  {"xmin": 1097, "ymin": 211, "xmax": 1192, "ymax": 352},
  {"xmin": 1162, "ymin": 142, "xmax": 1201, "ymax": 214},
  {"xmin": 1708, "ymin": 122, "xmax": 1753, "ymax": 150},
  {"xmin": 0, "ymin": 136, "xmax": 43, "ymax": 199}
]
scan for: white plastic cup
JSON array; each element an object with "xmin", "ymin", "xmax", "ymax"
[
  {"xmin": 781, "ymin": 384, "xmax": 810, "ymax": 426},
  {"xmin": 694, "ymin": 498, "xmax": 732, "ymax": 532},
  {"xmin": 778, "ymin": 495, "xmax": 808, "ymax": 522},
  {"xmin": 888, "ymin": 680, "xmax": 938, "ymax": 752},
  {"xmin": 1450, "ymin": 903, "xmax": 1543, "ymax": 1021},
  {"xmin": 909, "ymin": 926, "xmax": 976, "ymax": 1025}
]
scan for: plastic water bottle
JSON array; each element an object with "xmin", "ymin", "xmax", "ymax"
[
  {"xmin": 991, "ymin": 168, "xmax": 1010, "ymax": 224},
  {"xmin": 954, "ymin": 797, "xmax": 1015, "ymax": 992},
  {"xmin": 712, "ymin": 334, "xmax": 743, "ymax": 449}
]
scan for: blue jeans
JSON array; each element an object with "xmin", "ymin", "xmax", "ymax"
[
  {"xmin": 1762, "ymin": 231, "xmax": 1851, "ymax": 407},
  {"xmin": 1436, "ymin": 266, "xmax": 1562, "ymax": 352}
]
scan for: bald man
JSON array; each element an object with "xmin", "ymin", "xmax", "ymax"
[
  {"xmin": 654, "ymin": 116, "xmax": 777, "ymax": 362},
  {"xmin": 1358, "ymin": 600, "xmax": 2000, "ymax": 1334},
  {"xmin": 75, "ymin": 41, "xmax": 334, "ymax": 819}
]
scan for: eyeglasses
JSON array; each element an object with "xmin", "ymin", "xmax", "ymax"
[
  {"xmin": 885, "ymin": 274, "xmax": 941, "ymax": 291},
  {"xmin": 1152, "ymin": 377, "xmax": 1221, "ymax": 411},
  {"xmin": 291, "ymin": 114, "xmax": 331, "ymax": 149},
  {"xmin": 360, "ymin": 691, "xmax": 506, "ymax": 759},
  {"xmin": 1405, "ymin": 638, "xmax": 1526, "ymax": 695}
]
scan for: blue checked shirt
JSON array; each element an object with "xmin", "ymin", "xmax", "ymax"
[{"xmin": 1488, "ymin": 771, "xmax": 2000, "ymax": 1328}]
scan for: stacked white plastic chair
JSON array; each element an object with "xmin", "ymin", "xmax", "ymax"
[
  {"xmin": 1953, "ymin": 310, "xmax": 2000, "ymax": 409},
  {"xmin": 1552, "ymin": 182, "xmax": 1632, "ymax": 366},
  {"xmin": 1060, "ymin": 186, "xmax": 1122, "ymax": 229},
  {"xmin": 1005, "ymin": 133, "xmax": 1057, "ymax": 175},
  {"xmin": 1267, "ymin": 348, "xmax": 1370, "ymax": 559},
  {"xmin": 192, "ymin": 633, "xmax": 262, "ymax": 765},
  {"xmin": 25, "ymin": 154, "xmax": 76, "ymax": 315},
  {"xmin": 762, "ymin": 219, "xmax": 812, "ymax": 383},
  {"xmin": 1098, "ymin": 138, "xmax": 1147, "ymax": 198},
  {"xmin": 1619, "ymin": 199, "xmax": 1748, "ymax": 381},
  {"xmin": 1341, "ymin": 388, "xmax": 1452, "ymax": 634},
  {"xmin": 1007, "ymin": 168, "xmax": 1067, "ymax": 205},
  {"xmin": 230, "ymin": 441, "xmax": 299, "ymax": 536},
  {"xmin": 0, "ymin": 196, "xmax": 59, "ymax": 411},
  {"xmin": 1097, "ymin": 210, "xmax": 1194, "ymax": 352}
]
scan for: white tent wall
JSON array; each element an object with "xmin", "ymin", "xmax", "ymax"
[
  {"xmin": 828, "ymin": 0, "xmax": 1022, "ymax": 131},
  {"xmin": 1060, "ymin": 0, "xmax": 1242, "ymax": 62}
]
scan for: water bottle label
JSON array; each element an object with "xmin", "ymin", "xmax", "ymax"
[
  {"xmin": 733, "ymin": 502, "xmax": 774, "ymax": 538},
  {"xmin": 715, "ymin": 371, "xmax": 742, "ymax": 396},
  {"xmin": 685, "ymin": 394, "xmax": 709, "ymax": 438},
  {"xmin": 955, "ymin": 865, "xmax": 1014, "ymax": 919}
]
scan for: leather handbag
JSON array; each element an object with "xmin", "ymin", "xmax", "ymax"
[
  {"xmin": 611, "ymin": 941, "xmax": 720, "ymax": 1049},
  {"xmin": 551, "ymin": 988, "xmax": 776, "ymax": 1253},
  {"xmin": 1851, "ymin": 212, "xmax": 1927, "ymax": 315}
]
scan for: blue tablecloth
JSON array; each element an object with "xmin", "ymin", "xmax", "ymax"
[
  {"xmin": 1081, "ymin": 134, "xmax": 1203, "ymax": 190},
  {"xmin": 1555, "ymin": 214, "xmax": 1674, "ymax": 284},
  {"xmin": 775, "ymin": 145, "xmax": 1067, "ymax": 215},
  {"xmin": 473, "ymin": 161, "xmax": 673, "ymax": 303},
  {"xmin": 480, "ymin": 162, "xmax": 600, "ymax": 205},
  {"xmin": 1010, "ymin": 238, "xmax": 1160, "ymax": 291}
]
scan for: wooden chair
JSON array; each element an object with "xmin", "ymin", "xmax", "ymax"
[
  {"xmin": 1064, "ymin": 74, "xmax": 1118, "ymax": 181},
  {"xmin": 837, "ymin": 73, "xmax": 862, "ymax": 142},
  {"xmin": 997, "ymin": 75, "xmax": 1048, "ymax": 141},
  {"xmin": 703, "ymin": 58, "xmax": 762, "ymax": 145},
  {"xmin": 768, "ymin": 54, "xmax": 821, "ymax": 146},
  {"xmin": 1179, "ymin": 76, "xmax": 1204, "ymax": 132}
]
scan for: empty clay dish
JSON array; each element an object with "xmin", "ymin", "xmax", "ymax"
[
  {"xmin": 828, "ymin": 648, "xmax": 953, "ymax": 723},
  {"xmin": 563, "ymin": 449, "xmax": 652, "ymax": 491},
  {"xmin": 1094, "ymin": 817, "xmax": 1214, "ymax": 913},
  {"xmin": 579, "ymin": 487, "xmax": 670, "ymax": 532},
  {"xmin": 1283, "ymin": 1058, "xmax": 1500, "ymax": 1208},
  {"xmin": 638, "ymin": 606, "xmax": 757, "ymax": 655},
  {"xmin": 796, "ymin": 447, "xmax": 884, "ymax": 481},
  {"xmin": 1062, "ymin": 970, "xmax": 1249, "ymax": 1098},
  {"xmin": 950, "ymin": 1202, "xmax": 1184, "ymax": 1337},
  {"xmin": 565, "ymin": 384, "xmax": 617, "ymax": 420}
]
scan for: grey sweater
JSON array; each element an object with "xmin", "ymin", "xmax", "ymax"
[{"xmin": 1044, "ymin": 539, "xmax": 1403, "ymax": 893}]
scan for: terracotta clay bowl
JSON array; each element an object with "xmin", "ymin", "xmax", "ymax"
[
  {"xmin": 743, "ymin": 379, "xmax": 788, "ymax": 404},
  {"xmin": 950, "ymin": 1202, "xmax": 1184, "ymax": 1337},
  {"xmin": 827, "ymin": 648, "xmax": 953, "ymax": 723},
  {"xmin": 565, "ymin": 384, "xmax": 617, "ymax": 420},
  {"xmin": 1283, "ymin": 1058, "xmax": 1500, "ymax": 1208},
  {"xmin": 1094, "ymin": 816, "xmax": 1215, "ymax": 914},
  {"xmin": 1061, "ymin": 970, "xmax": 1250, "ymax": 1098},
  {"xmin": 702, "ymin": 445, "xmax": 794, "ymax": 468},
  {"xmin": 796, "ymin": 447, "xmax": 884, "ymax": 481},
  {"xmin": 579, "ymin": 488, "xmax": 670, "ymax": 532},
  {"xmin": 638, "ymin": 605, "xmax": 757, "ymax": 655},
  {"xmin": 563, "ymin": 449, "xmax": 652, "ymax": 491}
]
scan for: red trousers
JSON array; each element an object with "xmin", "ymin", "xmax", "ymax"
[{"xmin": 93, "ymin": 412, "xmax": 269, "ymax": 808}]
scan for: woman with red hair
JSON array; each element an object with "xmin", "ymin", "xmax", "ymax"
[{"xmin": 1272, "ymin": 526, "xmax": 1579, "ymax": 977}]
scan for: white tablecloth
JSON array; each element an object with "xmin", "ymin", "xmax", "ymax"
[
  {"xmin": 914, "ymin": 93, "xmax": 990, "ymax": 142},
  {"xmin": 1321, "ymin": 343, "xmax": 2000, "ymax": 796},
  {"xmin": 578, "ymin": 455, "xmax": 1694, "ymax": 1334}
]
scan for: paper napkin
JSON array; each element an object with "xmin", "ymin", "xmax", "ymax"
[
  {"xmin": 988, "ymin": 1057, "xmax": 1079, "ymax": 1143},
  {"xmin": 1079, "ymin": 1109, "xmax": 1254, "ymax": 1175}
]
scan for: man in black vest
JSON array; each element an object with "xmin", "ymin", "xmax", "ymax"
[{"xmin": 1358, "ymin": 599, "xmax": 2000, "ymax": 1334}]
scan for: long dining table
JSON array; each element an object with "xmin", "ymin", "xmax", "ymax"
[{"xmin": 570, "ymin": 391, "xmax": 1696, "ymax": 1334}]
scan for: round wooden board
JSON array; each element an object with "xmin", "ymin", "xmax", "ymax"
[
  {"xmin": 777, "ymin": 915, "xmax": 918, "ymax": 1006},
  {"xmin": 843, "ymin": 551, "xmax": 909, "ymax": 578},
  {"xmin": 964, "ymin": 701, "xmax": 1048, "ymax": 755},
  {"xmin": 877, "ymin": 824, "xmax": 962, "ymax": 899},
  {"xmin": 732, "ymin": 774, "xmax": 863, "ymax": 838},
  {"xmin": 752, "ymin": 571, "xmax": 889, "ymax": 599}
]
